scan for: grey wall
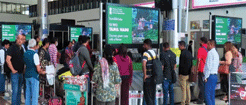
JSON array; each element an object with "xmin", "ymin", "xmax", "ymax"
[{"xmin": 0, "ymin": 13, "xmax": 31, "ymax": 23}]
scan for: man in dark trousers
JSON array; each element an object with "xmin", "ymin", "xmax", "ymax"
[
  {"xmin": 194, "ymin": 37, "xmax": 208, "ymax": 104},
  {"xmin": 178, "ymin": 41, "xmax": 193, "ymax": 105},
  {"xmin": 6, "ymin": 34, "xmax": 26, "ymax": 105},
  {"xmin": 142, "ymin": 39, "xmax": 157, "ymax": 105},
  {"xmin": 160, "ymin": 42, "xmax": 176, "ymax": 105}
]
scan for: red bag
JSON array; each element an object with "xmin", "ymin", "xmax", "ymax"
[
  {"xmin": 218, "ymin": 65, "xmax": 229, "ymax": 74},
  {"xmin": 48, "ymin": 97, "xmax": 62, "ymax": 105},
  {"xmin": 189, "ymin": 66, "xmax": 198, "ymax": 82}
]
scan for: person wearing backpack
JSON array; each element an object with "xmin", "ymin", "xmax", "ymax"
[
  {"xmin": 160, "ymin": 42, "xmax": 176, "ymax": 105},
  {"xmin": 194, "ymin": 37, "xmax": 208, "ymax": 104},
  {"xmin": 142, "ymin": 39, "xmax": 158, "ymax": 105},
  {"xmin": 178, "ymin": 41, "xmax": 193, "ymax": 105},
  {"xmin": 0, "ymin": 39, "xmax": 10, "ymax": 96}
]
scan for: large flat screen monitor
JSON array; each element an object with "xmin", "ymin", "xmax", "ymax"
[
  {"xmin": 2, "ymin": 24, "xmax": 32, "ymax": 42},
  {"xmin": 106, "ymin": 3, "xmax": 160, "ymax": 45},
  {"xmin": 69, "ymin": 27, "xmax": 92, "ymax": 41},
  {"xmin": 212, "ymin": 16, "xmax": 242, "ymax": 46}
]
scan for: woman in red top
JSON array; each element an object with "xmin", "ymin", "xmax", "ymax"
[{"xmin": 114, "ymin": 44, "xmax": 133, "ymax": 105}]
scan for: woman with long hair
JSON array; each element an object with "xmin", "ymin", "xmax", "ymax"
[
  {"xmin": 114, "ymin": 44, "xmax": 133, "ymax": 105},
  {"xmin": 92, "ymin": 45, "xmax": 122, "ymax": 105},
  {"xmin": 231, "ymin": 46, "xmax": 243, "ymax": 83},
  {"xmin": 219, "ymin": 42, "xmax": 236, "ymax": 101}
]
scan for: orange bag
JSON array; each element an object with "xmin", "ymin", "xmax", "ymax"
[{"xmin": 218, "ymin": 65, "xmax": 229, "ymax": 74}]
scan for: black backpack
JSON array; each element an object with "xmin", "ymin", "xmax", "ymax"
[
  {"xmin": 59, "ymin": 49, "xmax": 66, "ymax": 64},
  {"xmin": 147, "ymin": 51, "xmax": 163, "ymax": 84}
]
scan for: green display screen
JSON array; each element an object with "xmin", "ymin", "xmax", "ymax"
[
  {"xmin": 215, "ymin": 17, "xmax": 242, "ymax": 45},
  {"xmin": 2, "ymin": 24, "xmax": 32, "ymax": 42},
  {"xmin": 70, "ymin": 27, "xmax": 92, "ymax": 41},
  {"xmin": 107, "ymin": 4, "xmax": 159, "ymax": 44}
]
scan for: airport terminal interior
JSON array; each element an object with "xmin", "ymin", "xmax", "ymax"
[{"xmin": 0, "ymin": 0, "xmax": 246, "ymax": 105}]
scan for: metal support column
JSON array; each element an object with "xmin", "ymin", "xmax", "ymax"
[
  {"xmin": 38, "ymin": 0, "xmax": 49, "ymax": 40},
  {"xmin": 99, "ymin": 2, "xmax": 103, "ymax": 56},
  {"xmin": 173, "ymin": 0, "xmax": 179, "ymax": 48}
]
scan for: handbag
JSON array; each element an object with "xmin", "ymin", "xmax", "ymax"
[
  {"xmin": 218, "ymin": 65, "xmax": 229, "ymax": 74},
  {"xmin": 189, "ymin": 66, "xmax": 198, "ymax": 82}
]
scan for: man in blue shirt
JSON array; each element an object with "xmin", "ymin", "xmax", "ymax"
[{"xmin": 204, "ymin": 39, "xmax": 219, "ymax": 105}]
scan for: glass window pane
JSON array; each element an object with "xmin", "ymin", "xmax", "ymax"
[
  {"xmin": 25, "ymin": 5, "xmax": 29, "ymax": 15},
  {"xmin": 20, "ymin": 4, "xmax": 24, "ymax": 14},
  {"xmin": 16, "ymin": 4, "xmax": 20, "ymax": 14},
  {"xmin": 2, "ymin": 3, "xmax": 6, "ymax": 13},
  {"xmin": 7, "ymin": 3, "xmax": 11, "ymax": 13},
  {"xmin": 12, "ymin": 4, "xmax": 16, "ymax": 13}
]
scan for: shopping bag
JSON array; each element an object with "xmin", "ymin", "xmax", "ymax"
[{"xmin": 46, "ymin": 65, "xmax": 55, "ymax": 85}]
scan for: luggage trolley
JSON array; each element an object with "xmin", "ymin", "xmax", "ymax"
[
  {"xmin": 229, "ymin": 72, "xmax": 246, "ymax": 105},
  {"xmin": 62, "ymin": 75, "xmax": 88, "ymax": 105}
]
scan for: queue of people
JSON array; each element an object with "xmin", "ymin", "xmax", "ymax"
[{"xmin": 0, "ymin": 34, "xmax": 244, "ymax": 105}]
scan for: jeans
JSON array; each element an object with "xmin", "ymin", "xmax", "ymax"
[
  {"xmin": 205, "ymin": 74, "xmax": 217, "ymax": 105},
  {"xmin": 143, "ymin": 78, "xmax": 156, "ymax": 105},
  {"xmin": 23, "ymin": 74, "xmax": 26, "ymax": 99},
  {"xmin": 25, "ymin": 77, "xmax": 40, "ymax": 105},
  {"xmin": 162, "ymin": 79, "xmax": 174, "ymax": 105},
  {"xmin": 198, "ymin": 72, "xmax": 205, "ymax": 103},
  {"xmin": 0, "ymin": 72, "xmax": 5, "ymax": 93},
  {"xmin": 11, "ymin": 73, "xmax": 23, "ymax": 105}
]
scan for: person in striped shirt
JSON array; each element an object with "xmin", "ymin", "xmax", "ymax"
[{"xmin": 48, "ymin": 38, "xmax": 58, "ymax": 68}]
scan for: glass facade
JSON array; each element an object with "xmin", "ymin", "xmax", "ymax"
[
  {"xmin": 0, "ymin": 1, "xmax": 29, "ymax": 15},
  {"xmin": 29, "ymin": 0, "xmax": 119, "ymax": 17}
]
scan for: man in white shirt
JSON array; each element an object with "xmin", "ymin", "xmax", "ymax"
[
  {"xmin": 23, "ymin": 39, "xmax": 45, "ymax": 105},
  {"xmin": 204, "ymin": 39, "xmax": 220, "ymax": 105},
  {"xmin": 0, "ymin": 40, "xmax": 10, "ymax": 96}
]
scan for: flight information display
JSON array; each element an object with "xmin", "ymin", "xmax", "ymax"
[
  {"xmin": 2, "ymin": 24, "xmax": 32, "ymax": 41},
  {"xmin": 70, "ymin": 27, "xmax": 92, "ymax": 41},
  {"xmin": 215, "ymin": 16, "xmax": 242, "ymax": 45},
  {"xmin": 107, "ymin": 4, "xmax": 159, "ymax": 44}
]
